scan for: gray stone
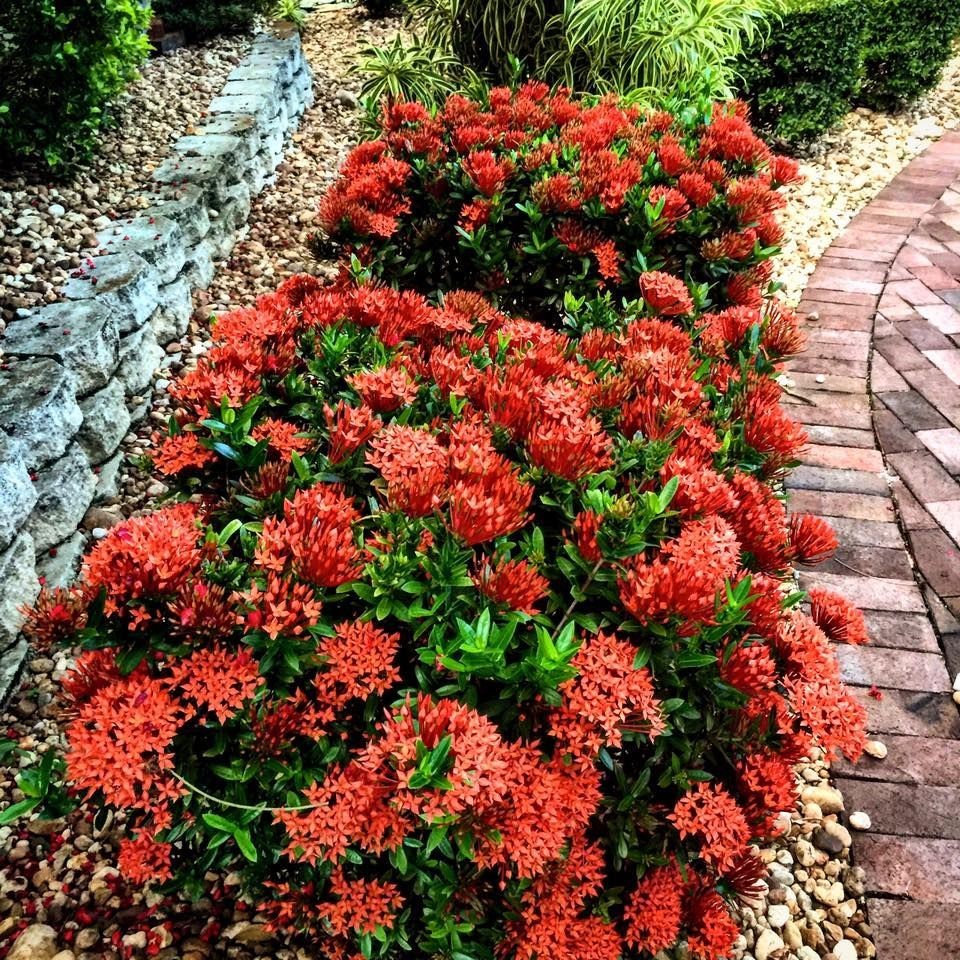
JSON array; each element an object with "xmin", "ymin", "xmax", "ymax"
[
  {"xmin": 242, "ymin": 150, "xmax": 272, "ymax": 195},
  {"xmin": 205, "ymin": 182, "xmax": 252, "ymax": 260},
  {"xmin": 194, "ymin": 113, "xmax": 262, "ymax": 157},
  {"xmin": 182, "ymin": 241, "xmax": 216, "ymax": 290},
  {"xmin": 221, "ymin": 76, "xmax": 284, "ymax": 105},
  {"xmin": 251, "ymin": 34, "xmax": 303, "ymax": 72},
  {"xmin": 243, "ymin": 52, "xmax": 294, "ymax": 85},
  {"xmin": 207, "ymin": 94, "xmax": 277, "ymax": 136},
  {"xmin": 78, "ymin": 379, "xmax": 131, "ymax": 464},
  {"xmin": 0, "ymin": 437, "xmax": 37, "ymax": 553},
  {"xmin": 0, "ymin": 532, "xmax": 38, "ymax": 653},
  {"xmin": 140, "ymin": 184, "xmax": 210, "ymax": 246},
  {"xmin": 151, "ymin": 154, "xmax": 230, "ymax": 208},
  {"xmin": 93, "ymin": 450, "xmax": 124, "ymax": 502},
  {"xmin": 116, "ymin": 322, "xmax": 164, "ymax": 394},
  {"xmin": 293, "ymin": 67, "xmax": 314, "ymax": 111},
  {"xmin": 95, "ymin": 216, "xmax": 185, "ymax": 285},
  {"xmin": 152, "ymin": 276, "xmax": 192, "ymax": 344},
  {"xmin": 60, "ymin": 253, "xmax": 161, "ymax": 334},
  {"xmin": 334, "ymin": 88, "xmax": 358, "ymax": 110},
  {"xmin": 259, "ymin": 123, "xmax": 285, "ymax": 168},
  {"xmin": 0, "ymin": 637, "xmax": 28, "ymax": 707},
  {"xmin": 36, "ymin": 530, "xmax": 86, "ymax": 590},
  {"xmin": 283, "ymin": 82, "xmax": 302, "ymax": 124},
  {"xmin": 25, "ymin": 443, "xmax": 97, "ymax": 553},
  {"xmin": 176, "ymin": 130, "xmax": 254, "ymax": 166},
  {"xmin": 3, "ymin": 299, "xmax": 120, "ymax": 395},
  {"xmin": 0, "ymin": 358, "xmax": 83, "ymax": 472}
]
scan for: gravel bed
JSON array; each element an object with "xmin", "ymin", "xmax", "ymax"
[
  {"xmin": 0, "ymin": 35, "xmax": 252, "ymax": 328},
  {"xmin": 778, "ymin": 50, "xmax": 960, "ymax": 304}
]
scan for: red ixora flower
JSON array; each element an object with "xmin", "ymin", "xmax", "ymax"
[
  {"xmin": 473, "ymin": 556, "xmax": 549, "ymax": 615},
  {"xmin": 808, "ymin": 587, "xmax": 870, "ymax": 645},
  {"xmin": 638, "ymin": 271, "xmax": 694, "ymax": 316}
]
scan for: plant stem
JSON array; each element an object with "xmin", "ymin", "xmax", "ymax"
[{"xmin": 171, "ymin": 770, "xmax": 319, "ymax": 814}]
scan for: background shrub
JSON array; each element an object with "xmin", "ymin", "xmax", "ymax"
[
  {"xmin": 735, "ymin": 0, "xmax": 866, "ymax": 144},
  {"xmin": 362, "ymin": 0, "xmax": 776, "ymax": 106},
  {"xmin": 859, "ymin": 0, "xmax": 960, "ymax": 109},
  {"xmin": 151, "ymin": 0, "xmax": 271, "ymax": 40},
  {"xmin": 0, "ymin": 0, "xmax": 150, "ymax": 170}
]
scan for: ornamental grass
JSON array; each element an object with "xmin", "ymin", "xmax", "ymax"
[{"xmin": 21, "ymin": 86, "xmax": 869, "ymax": 960}]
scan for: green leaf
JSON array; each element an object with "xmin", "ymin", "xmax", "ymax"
[
  {"xmin": 202, "ymin": 812, "xmax": 237, "ymax": 834},
  {"xmin": 0, "ymin": 797, "xmax": 40, "ymax": 825},
  {"xmin": 234, "ymin": 828, "xmax": 258, "ymax": 863}
]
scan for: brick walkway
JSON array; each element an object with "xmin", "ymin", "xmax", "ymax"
[{"xmin": 785, "ymin": 132, "xmax": 960, "ymax": 959}]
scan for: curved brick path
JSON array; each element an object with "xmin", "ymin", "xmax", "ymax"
[{"xmin": 785, "ymin": 132, "xmax": 960, "ymax": 959}]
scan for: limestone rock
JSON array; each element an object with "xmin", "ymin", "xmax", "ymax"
[
  {"xmin": 151, "ymin": 154, "xmax": 230, "ymax": 208},
  {"xmin": 141, "ymin": 184, "xmax": 211, "ymax": 246},
  {"xmin": 25, "ymin": 443, "xmax": 97, "ymax": 553},
  {"xmin": 182, "ymin": 241, "xmax": 216, "ymax": 290},
  {"xmin": 116, "ymin": 322, "xmax": 164, "ymax": 394},
  {"xmin": 96, "ymin": 216, "xmax": 185, "ymax": 286},
  {"xmin": 0, "ymin": 437, "xmax": 38, "ymax": 552},
  {"xmin": 60, "ymin": 252, "xmax": 161, "ymax": 334},
  {"xmin": 152, "ymin": 276, "xmax": 193, "ymax": 343},
  {"xmin": 207, "ymin": 93, "xmax": 277, "ymax": 136},
  {"xmin": 3, "ymin": 299, "xmax": 120, "ymax": 395},
  {"xmin": 93, "ymin": 450, "xmax": 124, "ymax": 502},
  {"xmin": 0, "ymin": 532, "xmax": 38, "ymax": 652},
  {"xmin": 0, "ymin": 358, "xmax": 82, "ymax": 472},
  {"xmin": 36, "ymin": 531, "xmax": 86, "ymax": 589},
  {"xmin": 78, "ymin": 378, "xmax": 132, "ymax": 464}
]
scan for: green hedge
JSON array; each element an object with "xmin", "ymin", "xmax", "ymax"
[
  {"xmin": 736, "ymin": 0, "xmax": 866, "ymax": 144},
  {"xmin": 150, "ymin": 0, "xmax": 270, "ymax": 40},
  {"xmin": 0, "ymin": 0, "xmax": 150, "ymax": 171},
  {"xmin": 860, "ymin": 0, "xmax": 960, "ymax": 109},
  {"xmin": 738, "ymin": 0, "xmax": 960, "ymax": 144}
]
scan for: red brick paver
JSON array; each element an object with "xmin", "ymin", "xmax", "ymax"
[{"xmin": 787, "ymin": 132, "xmax": 960, "ymax": 959}]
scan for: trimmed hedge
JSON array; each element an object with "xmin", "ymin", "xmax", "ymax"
[
  {"xmin": 151, "ymin": 0, "xmax": 271, "ymax": 40},
  {"xmin": 860, "ymin": 0, "xmax": 960, "ymax": 109},
  {"xmin": 736, "ymin": 0, "xmax": 866, "ymax": 144},
  {"xmin": 738, "ymin": 0, "xmax": 960, "ymax": 144},
  {"xmin": 0, "ymin": 0, "xmax": 150, "ymax": 170}
]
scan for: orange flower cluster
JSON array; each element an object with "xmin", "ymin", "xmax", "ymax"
[{"xmin": 26, "ymin": 86, "xmax": 874, "ymax": 960}]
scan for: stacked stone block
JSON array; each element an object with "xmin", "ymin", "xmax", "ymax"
[{"xmin": 0, "ymin": 32, "xmax": 313, "ymax": 701}]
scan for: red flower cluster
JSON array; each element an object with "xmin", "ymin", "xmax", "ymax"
[{"xmin": 320, "ymin": 89, "xmax": 800, "ymax": 315}]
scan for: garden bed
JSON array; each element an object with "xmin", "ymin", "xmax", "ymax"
[{"xmin": 2, "ymin": 9, "xmax": 955, "ymax": 960}]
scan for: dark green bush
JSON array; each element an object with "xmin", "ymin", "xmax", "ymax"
[
  {"xmin": 0, "ymin": 0, "xmax": 150, "ymax": 171},
  {"xmin": 735, "ymin": 0, "xmax": 866, "ymax": 144},
  {"xmin": 151, "ymin": 0, "xmax": 270, "ymax": 40},
  {"xmin": 859, "ymin": 0, "xmax": 960, "ymax": 109}
]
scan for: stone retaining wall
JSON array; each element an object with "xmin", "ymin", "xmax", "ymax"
[{"xmin": 0, "ymin": 31, "xmax": 313, "ymax": 702}]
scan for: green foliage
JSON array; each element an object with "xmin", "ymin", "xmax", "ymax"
[
  {"xmin": 738, "ymin": 0, "xmax": 960, "ymax": 144},
  {"xmin": 859, "ymin": 0, "xmax": 960, "ymax": 109},
  {"xmin": 358, "ymin": 34, "xmax": 462, "ymax": 109},
  {"xmin": 736, "ymin": 0, "xmax": 867, "ymax": 144},
  {"xmin": 363, "ymin": 0, "xmax": 777, "ymax": 106},
  {"xmin": 151, "ymin": 0, "xmax": 271, "ymax": 40},
  {"xmin": 271, "ymin": 0, "xmax": 307, "ymax": 29},
  {"xmin": 0, "ymin": 0, "xmax": 150, "ymax": 171},
  {"xmin": 0, "ymin": 740, "xmax": 75, "ymax": 825}
]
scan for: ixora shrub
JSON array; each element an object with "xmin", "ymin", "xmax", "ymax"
[
  {"xmin": 0, "ymin": 0, "xmax": 150, "ymax": 170},
  {"xmin": 318, "ymin": 87, "xmax": 800, "ymax": 317},
  {"xmin": 20, "ymin": 261, "xmax": 870, "ymax": 958},
  {"xmin": 735, "ymin": 0, "xmax": 867, "ymax": 144}
]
